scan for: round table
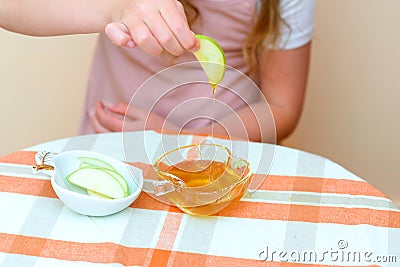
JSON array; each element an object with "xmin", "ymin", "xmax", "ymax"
[{"xmin": 0, "ymin": 131, "xmax": 399, "ymax": 266}]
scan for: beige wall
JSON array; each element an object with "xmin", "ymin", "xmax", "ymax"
[
  {"xmin": 0, "ymin": 0, "xmax": 399, "ymax": 204},
  {"xmin": 283, "ymin": 0, "xmax": 400, "ymax": 205},
  {"xmin": 0, "ymin": 31, "xmax": 96, "ymax": 152}
]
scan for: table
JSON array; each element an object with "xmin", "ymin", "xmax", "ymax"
[{"xmin": 0, "ymin": 131, "xmax": 399, "ymax": 266}]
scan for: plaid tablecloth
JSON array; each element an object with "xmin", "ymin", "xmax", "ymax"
[{"xmin": 0, "ymin": 131, "xmax": 399, "ymax": 267}]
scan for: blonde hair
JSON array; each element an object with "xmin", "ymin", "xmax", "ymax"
[
  {"xmin": 180, "ymin": 0, "xmax": 284, "ymax": 71},
  {"xmin": 244, "ymin": 0, "xmax": 284, "ymax": 71}
]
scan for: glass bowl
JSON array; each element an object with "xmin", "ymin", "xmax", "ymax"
[{"xmin": 153, "ymin": 143, "xmax": 252, "ymax": 215}]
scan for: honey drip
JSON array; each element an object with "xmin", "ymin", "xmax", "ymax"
[{"xmin": 210, "ymin": 82, "xmax": 217, "ymax": 139}]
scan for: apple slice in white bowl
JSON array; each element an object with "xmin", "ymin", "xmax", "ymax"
[{"xmin": 50, "ymin": 150, "xmax": 143, "ymax": 216}]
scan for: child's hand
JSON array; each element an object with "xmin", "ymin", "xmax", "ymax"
[
  {"xmin": 92, "ymin": 101, "xmax": 178, "ymax": 133},
  {"xmin": 105, "ymin": 0, "xmax": 199, "ymax": 56}
]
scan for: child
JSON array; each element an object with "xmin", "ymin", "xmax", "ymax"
[{"xmin": 0, "ymin": 0, "xmax": 314, "ymax": 142}]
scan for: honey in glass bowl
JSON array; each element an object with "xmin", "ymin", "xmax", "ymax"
[{"xmin": 153, "ymin": 144, "xmax": 252, "ymax": 216}]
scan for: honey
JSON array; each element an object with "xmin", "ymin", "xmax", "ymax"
[
  {"xmin": 162, "ymin": 160, "xmax": 237, "ymax": 187},
  {"xmin": 211, "ymin": 83, "xmax": 217, "ymax": 139},
  {"xmin": 157, "ymin": 159, "xmax": 251, "ymax": 215}
]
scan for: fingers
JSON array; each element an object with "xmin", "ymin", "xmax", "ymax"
[
  {"xmin": 107, "ymin": 0, "xmax": 198, "ymax": 55},
  {"xmin": 107, "ymin": 102, "xmax": 129, "ymax": 115},
  {"xmin": 159, "ymin": 1, "xmax": 199, "ymax": 52},
  {"xmin": 94, "ymin": 100, "xmax": 177, "ymax": 132},
  {"xmin": 105, "ymin": 22, "xmax": 135, "ymax": 48},
  {"xmin": 94, "ymin": 102, "xmax": 124, "ymax": 132},
  {"xmin": 107, "ymin": 102, "xmax": 147, "ymax": 119},
  {"xmin": 130, "ymin": 20, "xmax": 164, "ymax": 55},
  {"xmin": 94, "ymin": 101, "xmax": 148, "ymax": 132},
  {"xmin": 92, "ymin": 114, "xmax": 111, "ymax": 133},
  {"xmin": 124, "ymin": 104, "xmax": 149, "ymax": 119},
  {"xmin": 143, "ymin": 13, "xmax": 185, "ymax": 56},
  {"xmin": 174, "ymin": 1, "xmax": 187, "ymax": 21},
  {"xmin": 110, "ymin": 102, "xmax": 162, "ymax": 130}
]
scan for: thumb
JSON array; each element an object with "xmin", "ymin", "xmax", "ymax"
[
  {"xmin": 105, "ymin": 22, "xmax": 135, "ymax": 48},
  {"xmin": 107, "ymin": 102, "xmax": 129, "ymax": 115}
]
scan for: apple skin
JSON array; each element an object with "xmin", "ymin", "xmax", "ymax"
[{"xmin": 66, "ymin": 163, "xmax": 129, "ymax": 199}]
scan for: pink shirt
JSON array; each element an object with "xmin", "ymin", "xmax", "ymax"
[{"xmin": 79, "ymin": 0, "xmax": 314, "ymax": 134}]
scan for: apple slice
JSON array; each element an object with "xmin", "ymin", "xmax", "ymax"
[
  {"xmin": 67, "ymin": 168, "xmax": 125, "ymax": 199},
  {"xmin": 87, "ymin": 189, "xmax": 112, "ymax": 199},
  {"xmin": 100, "ymin": 168, "xmax": 129, "ymax": 196},
  {"xmin": 77, "ymin": 156, "xmax": 117, "ymax": 171},
  {"xmin": 79, "ymin": 166, "xmax": 129, "ymax": 197},
  {"xmin": 193, "ymin": 34, "xmax": 226, "ymax": 88}
]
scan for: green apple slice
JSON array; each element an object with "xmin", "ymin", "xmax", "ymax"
[
  {"xmin": 101, "ymin": 168, "xmax": 129, "ymax": 196},
  {"xmin": 78, "ymin": 166, "xmax": 129, "ymax": 197},
  {"xmin": 77, "ymin": 156, "xmax": 117, "ymax": 172},
  {"xmin": 87, "ymin": 189, "xmax": 112, "ymax": 199},
  {"xmin": 193, "ymin": 34, "xmax": 226, "ymax": 89},
  {"xmin": 67, "ymin": 168, "xmax": 125, "ymax": 199}
]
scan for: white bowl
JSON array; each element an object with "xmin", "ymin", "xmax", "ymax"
[{"xmin": 51, "ymin": 150, "xmax": 143, "ymax": 216}]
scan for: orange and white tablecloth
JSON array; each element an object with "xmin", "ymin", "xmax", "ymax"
[{"xmin": 0, "ymin": 131, "xmax": 399, "ymax": 266}]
